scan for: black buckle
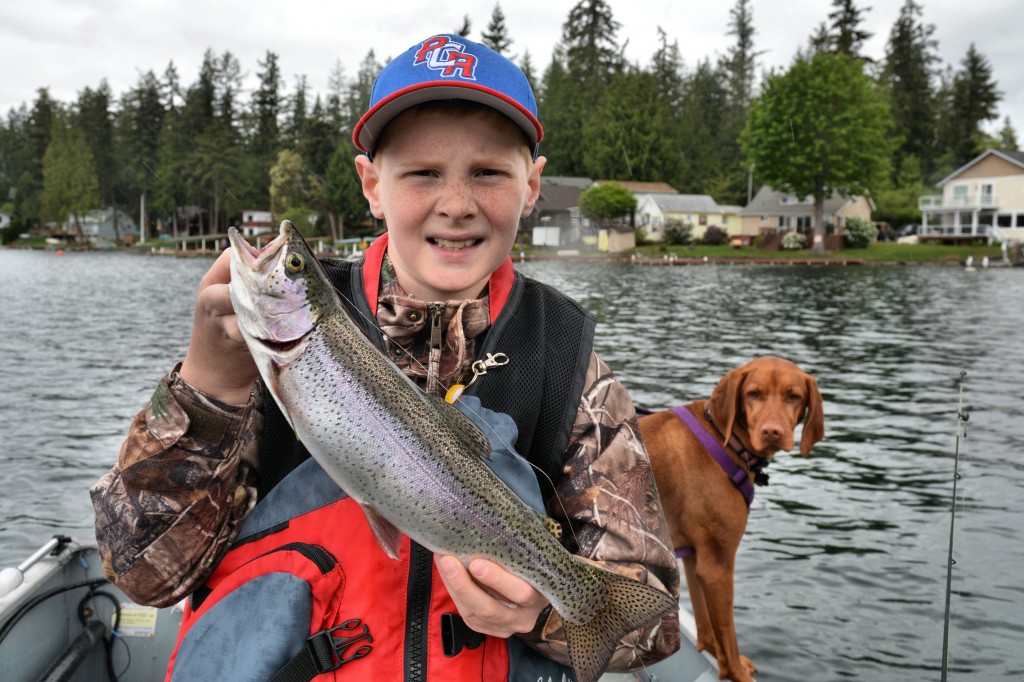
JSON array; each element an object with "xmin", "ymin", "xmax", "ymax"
[
  {"xmin": 441, "ymin": 612, "xmax": 485, "ymax": 657},
  {"xmin": 307, "ymin": 618, "xmax": 373, "ymax": 673}
]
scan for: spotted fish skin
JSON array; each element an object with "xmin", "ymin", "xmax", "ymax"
[{"xmin": 227, "ymin": 221, "xmax": 676, "ymax": 682}]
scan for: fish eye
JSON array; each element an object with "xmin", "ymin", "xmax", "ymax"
[{"xmin": 286, "ymin": 253, "xmax": 304, "ymax": 272}]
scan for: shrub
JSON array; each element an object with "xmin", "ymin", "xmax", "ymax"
[
  {"xmin": 843, "ymin": 217, "xmax": 878, "ymax": 248},
  {"xmin": 634, "ymin": 227, "xmax": 648, "ymax": 246},
  {"xmin": 701, "ymin": 225, "xmax": 729, "ymax": 245},
  {"xmin": 663, "ymin": 219, "xmax": 694, "ymax": 246},
  {"xmin": 781, "ymin": 231, "xmax": 807, "ymax": 250}
]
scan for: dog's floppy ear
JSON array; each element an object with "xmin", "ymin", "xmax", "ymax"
[
  {"xmin": 709, "ymin": 366, "xmax": 746, "ymax": 445},
  {"xmin": 799, "ymin": 374, "xmax": 825, "ymax": 456}
]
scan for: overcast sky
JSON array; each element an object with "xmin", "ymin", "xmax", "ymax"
[{"xmin": 2, "ymin": 0, "xmax": 1020, "ymax": 142}]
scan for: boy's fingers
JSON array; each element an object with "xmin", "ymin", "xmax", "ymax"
[{"xmin": 468, "ymin": 559, "xmax": 545, "ymax": 609}]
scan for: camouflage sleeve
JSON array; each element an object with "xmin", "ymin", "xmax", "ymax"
[
  {"xmin": 521, "ymin": 352, "xmax": 682, "ymax": 670},
  {"xmin": 89, "ymin": 365, "xmax": 259, "ymax": 608}
]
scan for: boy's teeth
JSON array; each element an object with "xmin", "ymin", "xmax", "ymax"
[{"xmin": 433, "ymin": 238, "xmax": 478, "ymax": 250}]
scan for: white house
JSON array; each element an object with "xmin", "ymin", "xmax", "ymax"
[
  {"xmin": 636, "ymin": 194, "xmax": 746, "ymax": 241},
  {"xmin": 919, "ymin": 149, "xmax": 1024, "ymax": 244},
  {"xmin": 241, "ymin": 209, "xmax": 275, "ymax": 237},
  {"xmin": 74, "ymin": 207, "xmax": 139, "ymax": 243},
  {"xmin": 0, "ymin": 211, "xmax": 12, "ymax": 231}
]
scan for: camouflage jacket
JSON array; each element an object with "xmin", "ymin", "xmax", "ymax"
[{"xmin": 90, "ymin": 270, "xmax": 681, "ymax": 671}]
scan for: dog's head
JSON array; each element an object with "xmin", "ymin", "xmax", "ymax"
[{"xmin": 708, "ymin": 356, "xmax": 825, "ymax": 457}]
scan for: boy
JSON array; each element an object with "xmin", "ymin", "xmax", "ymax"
[{"xmin": 91, "ymin": 33, "xmax": 680, "ymax": 680}]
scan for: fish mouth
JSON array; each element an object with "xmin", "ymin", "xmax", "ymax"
[{"xmin": 254, "ymin": 329, "xmax": 311, "ymax": 356}]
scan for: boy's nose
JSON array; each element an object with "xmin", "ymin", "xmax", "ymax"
[{"xmin": 436, "ymin": 180, "xmax": 477, "ymax": 221}]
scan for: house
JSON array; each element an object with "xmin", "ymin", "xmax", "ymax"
[
  {"xmin": 0, "ymin": 211, "xmax": 12, "ymax": 231},
  {"xmin": 241, "ymin": 209, "xmax": 275, "ymax": 238},
  {"xmin": 635, "ymin": 194, "xmax": 748, "ymax": 241},
  {"xmin": 918, "ymin": 149, "xmax": 1024, "ymax": 244},
  {"xmin": 598, "ymin": 224, "xmax": 636, "ymax": 253},
  {"xmin": 740, "ymin": 186, "xmax": 873, "ymax": 236},
  {"xmin": 74, "ymin": 207, "xmax": 139, "ymax": 244},
  {"xmin": 527, "ymin": 176, "xmax": 594, "ymax": 246}
]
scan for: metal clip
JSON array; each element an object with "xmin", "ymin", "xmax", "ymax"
[{"xmin": 464, "ymin": 352, "xmax": 509, "ymax": 390}]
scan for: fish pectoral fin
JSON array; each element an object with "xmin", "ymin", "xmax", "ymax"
[{"xmin": 362, "ymin": 504, "xmax": 404, "ymax": 559}]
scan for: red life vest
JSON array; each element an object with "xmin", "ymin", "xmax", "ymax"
[{"xmin": 166, "ymin": 459, "xmax": 514, "ymax": 680}]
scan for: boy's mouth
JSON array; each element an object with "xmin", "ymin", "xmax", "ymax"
[{"xmin": 429, "ymin": 237, "xmax": 482, "ymax": 251}]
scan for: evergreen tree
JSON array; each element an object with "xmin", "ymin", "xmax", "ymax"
[
  {"xmin": 455, "ymin": 15, "xmax": 471, "ymax": 37},
  {"xmin": 562, "ymin": 0, "xmax": 623, "ymax": 94},
  {"xmin": 651, "ymin": 27, "xmax": 685, "ymax": 112},
  {"xmin": 742, "ymin": 52, "xmax": 892, "ymax": 252},
  {"xmin": 583, "ymin": 67, "xmax": 683, "ymax": 187},
  {"xmin": 518, "ymin": 50, "xmax": 538, "ymax": 96},
  {"xmin": 75, "ymin": 82, "xmax": 117, "ymax": 233},
  {"xmin": 325, "ymin": 142, "xmax": 369, "ymax": 239},
  {"xmin": 996, "ymin": 117, "xmax": 1019, "ymax": 150},
  {"xmin": 14, "ymin": 89, "xmax": 56, "ymax": 225},
  {"xmin": 251, "ymin": 51, "xmax": 283, "ymax": 168},
  {"xmin": 41, "ymin": 112, "xmax": 101, "ymax": 233},
  {"xmin": 718, "ymin": 0, "xmax": 762, "ymax": 204},
  {"xmin": 940, "ymin": 44, "xmax": 1001, "ymax": 168},
  {"xmin": 721, "ymin": 0, "xmax": 759, "ymax": 109},
  {"xmin": 828, "ymin": 0, "xmax": 873, "ymax": 59},
  {"xmin": 880, "ymin": 0, "xmax": 939, "ymax": 181},
  {"xmin": 677, "ymin": 60, "xmax": 728, "ymax": 195},
  {"xmin": 536, "ymin": 47, "xmax": 582, "ymax": 175},
  {"xmin": 481, "ymin": 3, "xmax": 513, "ymax": 56}
]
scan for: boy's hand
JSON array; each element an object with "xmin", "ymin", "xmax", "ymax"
[
  {"xmin": 436, "ymin": 555, "xmax": 550, "ymax": 638},
  {"xmin": 179, "ymin": 249, "xmax": 258, "ymax": 404}
]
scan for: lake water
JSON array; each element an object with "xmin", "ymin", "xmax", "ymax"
[{"xmin": 1, "ymin": 249, "xmax": 1021, "ymax": 681}]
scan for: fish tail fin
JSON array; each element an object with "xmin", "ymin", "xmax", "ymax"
[{"xmin": 564, "ymin": 568, "xmax": 677, "ymax": 682}]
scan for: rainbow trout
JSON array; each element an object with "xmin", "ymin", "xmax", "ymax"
[{"xmin": 227, "ymin": 221, "xmax": 675, "ymax": 682}]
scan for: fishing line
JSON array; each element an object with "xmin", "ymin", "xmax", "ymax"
[
  {"xmin": 330, "ymin": 277, "xmax": 585, "ymax": 551},
  {"xmin": 940, "ymin": 370, "xmax": 968, "ymax": 682}
]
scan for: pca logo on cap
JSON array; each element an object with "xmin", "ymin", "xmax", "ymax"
[{"xmin": 412, "ymin": 35, "xmax": 477, "ymax": 80}]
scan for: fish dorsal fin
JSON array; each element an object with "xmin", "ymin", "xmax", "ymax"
[
  {"xmin": 430, "ymin": 394, "xmax": 493, "ymax": 460},
  {"xmin": 536, "ymin": 512, "xmax": 563, "ymax": 540},
  {"xmin": 361, "ymin": 504, "xmax": 404, "ymax": 559}
]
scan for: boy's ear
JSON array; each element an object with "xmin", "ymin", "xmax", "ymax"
[
  {"xmin": 522, "ymin": 155, "xmax": 546, "ymax": 218},
  {"xmin": 355, "ymin": 155, "xmax": 385, "ymax": 219}
]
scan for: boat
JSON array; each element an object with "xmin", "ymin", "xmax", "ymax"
[{"xmin": 0, "ymin": 535, "xmax": 719, "ymax": 682}]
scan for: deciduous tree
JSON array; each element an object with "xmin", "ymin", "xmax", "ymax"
[{"xmin": 742, "ymin": 52, "xmax": 891, "ymax": 252}]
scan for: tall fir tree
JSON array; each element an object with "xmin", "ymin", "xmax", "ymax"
[
  {"xmin": 40, "ymin": 111, "xmax": 101, "ymax": 233},
  {"xmin": 75, "ymin": 81, "xmax": 116, "ymax": 217},
  {"xmin": 880, "ymin": 0, "xmax": 939, "ymax": 182},
  {"xmin": 938, "ymin": 44, "xmax": 1001, "ymax": 169},
  {"xmin": 828, "ymin": 0, "xmax": 873, "ymax": 59},
  {"xmin": 481, "ymin": 4, "xmax": 513, "ymax": 56}
]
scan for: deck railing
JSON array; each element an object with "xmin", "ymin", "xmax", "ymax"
[
  {"xmin": 920, "ymin": 224, "xmax": 992, "ymax": 237},
  {"xmin": 919, "ymin": 194, "xmax": 998, "ymax": 210}
]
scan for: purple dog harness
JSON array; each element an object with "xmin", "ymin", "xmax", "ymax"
[{"xmin": 668, "ymin": 406, "xmax": 767, "ymax": 560}]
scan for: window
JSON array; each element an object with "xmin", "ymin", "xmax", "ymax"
[
  {"xmin": 997, "ymin": 214, "xmax": 1013, "ymax": 227},
  {"xmin": 981, "ymin": 183, "xmax": 994, "ymax": 205},
  {"xmin": 952, "ymin": 185, "xmax": 969, "ymax": 205},
  {"xmin": 699, "ymin": 213, "xmax": 707, "ymax": 226}
]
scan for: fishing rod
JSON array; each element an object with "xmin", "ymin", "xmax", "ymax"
[{"xmin": 940, "ymin": 370, "xmax": 968, "ymax": 682}]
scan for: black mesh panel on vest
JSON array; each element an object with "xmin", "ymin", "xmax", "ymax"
[{"xmin": 469, "ymin": 274, "xmax": 596, "ymax": 503}]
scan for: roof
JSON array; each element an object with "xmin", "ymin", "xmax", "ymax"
[
  {"xmin": 541, "ymin": 176, "xmax": 594, "ymax": 189},
  {"xmin": 741, "ymin": 186, "xmax": 857, "ymax": 216},
  {"xmin": 936, "ymin": 148, "xmax": 1024, "ymax": 186},
  {"xmin": 536, "ymin": 183, "xmax": 586, "ymax": 213},
  {"xmin": 642, "ymin": 193, "xmax": 719, "ymax": 213},
  {"xmin": 597, "ymin": 180, "xmax": 678, "ymax": 194}
]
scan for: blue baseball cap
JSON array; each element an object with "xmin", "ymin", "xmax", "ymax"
[{"xmin": 353, "ymin": 34, "xmax": 543, "ymax": 155}]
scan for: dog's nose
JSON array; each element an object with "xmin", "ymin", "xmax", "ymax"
[{"xmin": 761, "ymin": 424, "xmax": 784, "ymax": 443}]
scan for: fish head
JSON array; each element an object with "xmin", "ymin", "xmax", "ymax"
[{"xmin": 227, "ymin": 221, "xmax": 335, "ymax": 371}]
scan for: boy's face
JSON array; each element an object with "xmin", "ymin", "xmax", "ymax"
[{"xmin": 356, "ymin": 107, "xmax": 544, "ymax": 302}]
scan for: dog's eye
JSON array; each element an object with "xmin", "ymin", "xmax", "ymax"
[
  {"xmin": 746, "ymin": 389, "xmax": 764, "ymax": 400},
  {"xmin": 786, "ymin": 392, "xmax": 804, "ymax": 403}
]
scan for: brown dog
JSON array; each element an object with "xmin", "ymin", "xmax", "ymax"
[{"xmin": 640, "ymin": 357, "xmax": 824, "ymax": 682}]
